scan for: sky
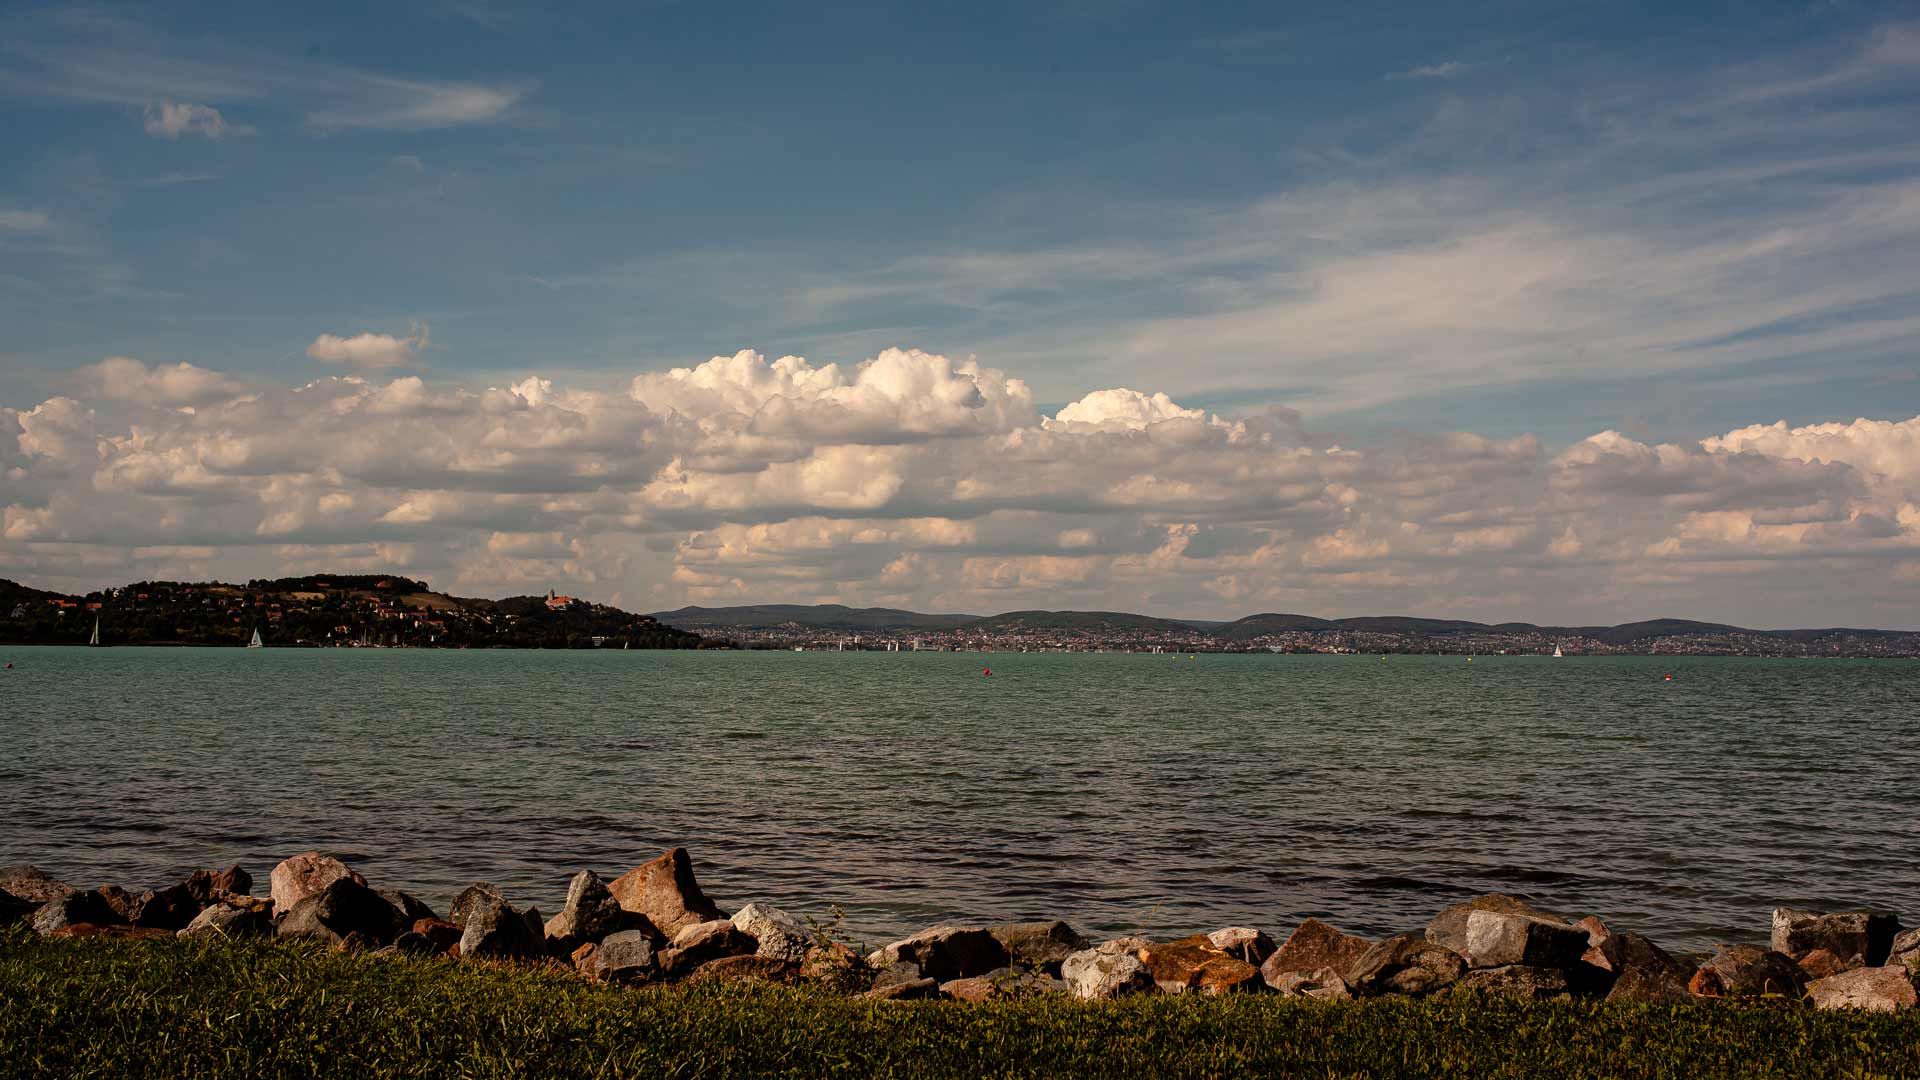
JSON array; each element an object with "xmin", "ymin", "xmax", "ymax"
[{"xmin": 3, "ymin": 0, "xmax": 1920, "ymax": 626}]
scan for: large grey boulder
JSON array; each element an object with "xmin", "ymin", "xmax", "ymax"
[
  {"xmin": 607, "ymin": 848, "xmax": 724, "ymax": 938},
  {"xmin": 731, "ymin": 903, "xmax": 812, "ymax": 964},
  {"xmin": 458, "ymin": 894, "xmax": 545, "ymax": 961},
  {"xmin": 277, "ymin": 878, "xmax": 401, "ymax": 947},
  {"xmin": 1346, "ymin": 932, "xmax": 1466, "ymax": 997},
  {"xmin": 547, "ymin": 871, "xmax": 655, "ymax": 953},
  {"xmin": 1263, "ymin": 919, "xmax": 1374, "ymax": 986},
  {"xmin": 1890, "ymin": 928, "xmax": 1920, "ymax": 976},
  {"xmin": 181, "ymin": 902, "xmax": 272, "ymax": 939},
  {"xmin": 588, "ymin": 929, "xmax": 663, "ymax": 984},
  {"xmin": 1207, "ymin": 927, "xmax": 1276, "ymax": 966},
  {"xmin": 1267, "ymin": 967, "xmax": 1353, "ymax": 1001},
  {"xmin": 868, "ymin": 925, "xmax": 1009, "ymax": 982},
  {"xmin": 1427, "ymin": 895, "xmax": 1564, "ymax": 956},
  {"xmin": 1464, "ymin": 911, "xmax": 1590, "ymax": 969},
  {"xmin": 269, "ymin": 852, "xmax": 364, "ymax": 915},
  {"xmin": 1806, "ymin": 967, "xmax": 1918, "ymax": 1012},
  {"xmin": 1771, "ymin": 908, "xmax": 1899, "ymax": 969},
  {"xmin": 1689, "ymin": 944, "xmax": 1808, "ymax": 999},
  {"xmin": 989, "ymin": 920, "xmax": 1089, "ymax": 972},
  {"xmin": 1060, "ymin": 937, "xmax": 1154, "ymax": 1000},
  {"xmin": 31, "ymin": 891, "xmax": 124, "ymax": 935},
  {"xmin": 0, "ymin": 865, "xmax": 76, "ymax": 904},
  {"xmin": 449, "ymin": 883, "xmax": 506, "ymax": 928}
]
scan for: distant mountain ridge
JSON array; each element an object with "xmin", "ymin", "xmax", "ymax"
[{"xmin": 647, "ymin": 603, "xmax": 1917, "ymax": 640}]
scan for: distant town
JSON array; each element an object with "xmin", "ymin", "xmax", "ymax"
[{"xmin": 5, "ymin": 576, "xmax": 1920, "ymax": 656}]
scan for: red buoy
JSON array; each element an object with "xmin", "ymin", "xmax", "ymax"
[{"xmin": 982, "ymin": 668, "xmax": 990, "ymax": 676}]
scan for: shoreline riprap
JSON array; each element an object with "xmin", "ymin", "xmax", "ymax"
[{"xmin": 4, "ymin": 848, "xmax": 1915, "ymax": 1012}]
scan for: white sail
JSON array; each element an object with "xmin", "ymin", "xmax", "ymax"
[
  {"xmin": 1552, "ymin": 644, "xmax": 1563, "ymax": 658},
  {"xmin": 89, "ymin": 616, "xmax": 100, "ymax": 647},
  {"xmin": 248, "ymin": 626, "xmax": 264, "ymax": 649}
]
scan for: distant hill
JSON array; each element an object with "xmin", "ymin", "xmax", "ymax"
[
  {"xmin": 964, "ymin": 609, "xmax": 1201, "ymax": 634},
  {"xmin": 649, "ymin": 604, "xmax": 978, "ymax": 632},
  {"xmin": 1212, "ymin": 613, "xmax": 1338, "ymax": 639}
]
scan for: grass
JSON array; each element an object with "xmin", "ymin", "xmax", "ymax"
[{"xmin": 2, "ymin": 929, "xmax": 1916, "ymax": 1079}]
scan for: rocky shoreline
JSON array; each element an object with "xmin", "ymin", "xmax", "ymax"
[{"xmin": 5, "ymin": 849, "xmax": 1916, "ymax": 1013}]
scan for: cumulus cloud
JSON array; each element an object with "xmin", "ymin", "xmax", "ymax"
[
  {"xmin": 142, "ymin": 100, "xmax": 251, "ymax": 139},
  {"xmin": 75, "ymin": 357, "xmax": 245, "ymax": 406},
  {"xmin": 305, "ymin": 324, "xmax": 428, "ymax": 370},
  {"xmin": 6, "ymin": 345, "xmax": 1920, "ymax": 626}
]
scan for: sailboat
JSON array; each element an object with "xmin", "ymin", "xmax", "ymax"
[
  {"xmin": 1552, "ymin": 644, "xmax": 1563, "ymax": 658},
  {"xmin": 247, "ymin": 626, "xmax": 264, "ymax": 649},
  {"xmin": 88, "ymin": 616, "xmax": 102, "ymax": 647}
]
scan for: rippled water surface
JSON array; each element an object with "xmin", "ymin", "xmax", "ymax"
[{"xmin": 3, "ymin": 647, "xmax": 1915, "ymax": 950}]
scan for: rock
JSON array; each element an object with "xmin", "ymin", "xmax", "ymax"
[
  {"xmin": 1798, "ymin": 948, "xmax": 1850, "ymax": 980},
  {"xmin": 687, "ymin": 955, "xmax": 796, "ymax": 985},
  {"xmin": 1060, "ymin": 937, "xmax": 1154, "ymax": 1000},
  {"xmin": 1457, "ymin": 965, "xmax": 1573, "ymax": 1000},
  {"xmin": 179, "ymin": 902, "xmax": 272, "ymax": 940},
  {"xmin": 868, "ymin": 926, "xmax": 1010, "ymax": 982},
  {"xmin": 1207, "ymin": 927, "xmax": 1277, "ymax": 966},
  {"xmin": 449, "ymin": 883, "xmax": 506, "ymax": 928},
  {"xmin": 0, "ymin": 888, "xmax": 34, "ymax": 926},
  {"xmin": 938, "ymin": 971, "xmax": 1069, "ymax": 1002},
  {"xmin": 1891, "ymin": 929, "xmax": 1920, "ymax": 976},
  {"xmin": 409, "ymin": 917, "xmax": 461, "ymax": 953},
  {"xmin": 571, "ymin": 941, "xmax": 599, "ymax": 971},
  {"xmin": 1346, "ymin": 933, "xmax": 1467, "ymax": 997},
  {"xmin": 940, "ymin": 975, "xmax": 999, "ymax": 1003},
  {"xmin": 268, "ymin": 852, "xmax": 364, "ymax": 915},
  {"xmin": 131, "ymin": 885, "xmax": 201, "ymax": 931},
  {"xmin": 1607, "ymin": 965, "xmax": 1693, "ymax": 1003},
  {"xmin": 1140, "ymin": 934, "xmax": 1265, "ymax": 995},
  {"xmin": 800, "ymin": 943, "xmax": 868, "ymax": 988},
  {"xmin": 185, "ymin": 867, "xmax": 253, "ymax": 906},
  {"xmin": 1463, "ymin": 910, "xmax": 1590, "ymax": 969},
  {"xmin": 661, "ymin": 919, "xmax": 757, "ymax": 977},
  {"xmin": 1689, "ymin": 945, "xmax": 1809, "ymax": 999},
  {"xmin": 1426, "ymin": 895, "xmax": 1564, "ymax": 956},
  {"xmin": 0, "ymin": 865, "xmax": 75, "ymax": 904},
  {"xmin": 607, "ymin": 848, "xmax": 724, "ymax": 938},
  {"xmin": 547, "ymin": 871, "xmax": 655, "ymax": 953},
  {"xmin": 277, "ymin": 878, "xmax": 402, "ymax": 947},
  {"xmin": 1263, "ymin": 919, "xmax": 1375, "ymax": 986},
  {"xmin": 858, "ymin": 977, "xmax": 938, "ymax": 1001},
  {"xmin": 96, "ymin": 885, "xmax": 143, "ymax": 923},
  {"xmin": 1771, "ymin": 908, "xmax": 1899, "ymax": 969},
  {"xmin": 989, "ymin": 920, "xmax": 1088, "ymax": 972},
  {"xmin": 48, "ymin": 924, "xmax": 172, "ymax": 940},
  {"xmin": 457, "ymin": 895, "xmax": 545, "ymax": 961},
  {"xmin": 1268, "ymin": 967, "xmax": 1353, "ymax": 1001},
  {"xmin": 378, "ymin": 890, "xmax": 438, "ymax": 928},
  {"xmin": 31, "ymin": 891, "xmax": 125, "ymax": 935},
  {"xmin": 1806, "ymin": 967, "xmax": 1918, "ymax": 1012},
  {"xmin": 731, "ymin": 903, "xmax": 812, "ymax": 964},
  {"xmin": 391, "ymin": 930, "xmax": 447, "ymax": 956},
  {"xmin": 589, "ymin": 929, "xmax": 661, "ymax": 984}
]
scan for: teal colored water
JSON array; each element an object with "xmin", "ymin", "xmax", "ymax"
[{"xmin": 3, "ymin": 648, "xmax": 1914, "ymax": 950}]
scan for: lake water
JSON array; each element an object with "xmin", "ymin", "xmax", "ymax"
[{"xmin": 3, "ymin": 647, "xmax": 1914, "ymax": 953}]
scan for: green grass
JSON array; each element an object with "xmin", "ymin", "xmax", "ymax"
[{"xmin": 1, "ymin": 929, "xmax": 1915, "ymax": 1079}]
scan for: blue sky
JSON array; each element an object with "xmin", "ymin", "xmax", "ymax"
[{"xmin": 4, "ymin": 1, "xmax": 1920, "ymax": 623}]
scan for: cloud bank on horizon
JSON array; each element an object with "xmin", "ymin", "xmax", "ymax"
[
  {"xmin": 7, "ymin": 348, "xmax": 1920, "ymax": 627},
  {"xmin": 3, "ymin": 2, "xmax": 1919, "ymax": 625}
]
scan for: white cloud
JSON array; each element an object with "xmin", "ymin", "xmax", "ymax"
[
  {"xmin": 1387, "ymin": 60, "xmax": 1472, "ymax": 81},
  {"xmin": 75, "ymin": 357, "xmax": 245, "ymax": 406},
  {"xmin": 7, "ymin": 346, "xmax": 1920, "ymax": 625},
  {"xmin": 142, "ymin": 100, "xmax": 252, "ymax": 139},
  {"xmin": 305, "ymin": 325, "xmax": 428, "ymax": 370},
  {"xmin": 0, "ymin": 210, "xmax": 52, "ymax": 232}
]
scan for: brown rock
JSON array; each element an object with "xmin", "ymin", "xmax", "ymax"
[
  {"xmin": 801, "ymin": 942, "xmax": 868, "ymax": 987},
  {"xmin": 185, "ymin": 867, "xmax": 252, "ymax": 906},
  {"xmin": 277, "ymin": 878, "xmax": 402, "ymax": 947},
  {"xmin": 1689, "ymin": 945, "xmax": 1809, "ymax": 999},
  {"xmin": 1771, "ymin": 909, "xmax": 1899, "ymax": 969},
  {"xmin": 179, "ymin": 902, "xmax": 271, "ymax": 940},
  {"xmin": 48, "ymin": 924, "xmax": 173, "ymax": 941},
  {"xmin": 1346, "ymin": 932, "xmax": 1466, "ymax": 997},
  {"xmin": 1268, "ymin": 966, "xmax": 1352, "ymax": 1001},
  {"xmin": 31, "ymin": 891, "xmax": 125, "ymax": 935},
  {"xmin": 940, "ymin": 975, "xmax": 998, "ymax": 1003},
  {"xmin": 1140, "ymin": 934, "xmax": 1264, "ymax": 995},
  {"xmin": 1798, "ymin": 948, "xmax": 1850, "ymax": 980},
  {"xmin": 1607, "ymin": 965, "xmax": 1692, "ymax": 1003},
  {"xmin": 868, "ymin": 926, "xmax": 1010, "ymax": 982},
  {"xmin": 858, "ymin": 977, "xmax": 938, "ymax": 1001},
  {"xmin": 988, "ymin": 920, "xmax": 1088, "ymax": 972},
  {"xmin": 410, "ymin": 917, "xmax": 462, "ymax": 953},
  {"xmin": 546, "ymin": 870, "xmax": 656, "ymax": 954},
  {"xmin": 1207, "ymin": 927, "xmax": 1276, "ymax": 966},
  {"xmin": 1427, "ymin": 895, "xmax": 1565, "ymax": 956},
  {"xmin": 607, "ymin": 848, "xmax": 724, "ymax": 939},
  {"xmin": 268, "ymin": 852, "xmax": 364, "ymax": 915},
  {"xmin": 1806, "ymin": 966, "xmax": 1918, "ymax": 1012},
  {"xmin": 661, "ymin": 919, "xmax": 757, "ymax": 977},
  {"xmin": 1264, "ymin": 919, "xmax": 1375, "ymax": 986},
  {"xmin": 0, "ymin": 865, "xmax": 76, "ymax": 905},
  {"xmin": 571, "ymin": 941, "xmax": 599, "ymax": 970},
  {"xmin": 1457, "ymin": 965, "xmax": 1572, "ymax": 1000},
  {"xmin": 688, "ymin": 954, "xmax": 796, "ymax": 985},
  {"xmin": 127, "ymin": 885, "xmax": 201, "ymax": 931}
]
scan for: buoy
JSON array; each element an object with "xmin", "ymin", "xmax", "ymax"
[
  {"xmin": 982, "ymin": 668, "xmax": 990, "ymax": 676},
  {"xmin": 1664, "ymin": 673, "xmax": 1673, "ymax": 681}
]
